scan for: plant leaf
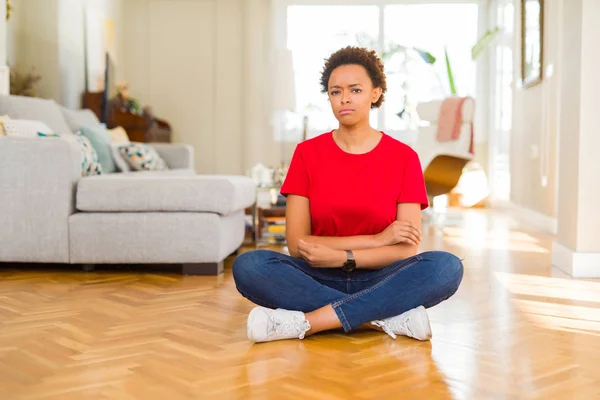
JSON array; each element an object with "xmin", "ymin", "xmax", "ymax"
[
  {"xmin": 414, "ymin": 48, "xmax": 436, "ymax": 64},
  {"xmin": 471, "ymin": 26, "xmax": 500, "ymax": 60},
  {"xmin": 445, "ymin": 47, "xmax": 457, "ymax": 95}
]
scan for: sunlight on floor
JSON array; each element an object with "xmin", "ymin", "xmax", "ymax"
[
  {"xmin": 494, "ymin": 271, "xmax": 600, "ymax": 303},
  {"xmin": 495, "ymin": 271, "xmax": 600, "ymax": 336},
  {"xmin": 435, "ymin": 220, "xmax": 549, "ymax": 254},
  {"xmin": 514, "ymin": 299, "xmax": 600, "ymax": 336}
]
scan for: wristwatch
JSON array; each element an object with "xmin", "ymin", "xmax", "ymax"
[{"xmin": 341, "ymin": 250, "xmax": 356, "ymax": 272}]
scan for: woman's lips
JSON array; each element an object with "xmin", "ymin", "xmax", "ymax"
[{"xmin": 339, "ymin": 109, "xmax": 354, "ymax": 115}]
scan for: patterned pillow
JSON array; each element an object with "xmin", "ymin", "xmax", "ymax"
[
  {"xmin": 4, "ymin": 119, "xmax": 53, "ymax": 137},
  {"xmin": 110, "ymin": 143, "xmax": 132, "ymax": 172},
  {"xmin": 0, "ymin": 115, "xmax": 11, "ymax": 136},
  {"xmin": 118, "ymin": 143, "xmax": 169, "ymax": 171},
  {"xmin": 38, "ymin": 132, "xmax": 103, "ymax": 176}
]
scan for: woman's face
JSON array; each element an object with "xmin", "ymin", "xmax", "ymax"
[{"xmin": 327, "ymin": 64, "xmax": 382, "ymax": 126}]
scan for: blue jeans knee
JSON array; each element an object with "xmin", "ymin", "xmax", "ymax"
[{"xmin": 419, "ymin": 250, "xmax": 464, "ymax": 299}]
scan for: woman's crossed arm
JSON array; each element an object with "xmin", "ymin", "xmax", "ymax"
[{"xmin": 285, "ymin": 195, "xmax": 423, "ymax": 270}]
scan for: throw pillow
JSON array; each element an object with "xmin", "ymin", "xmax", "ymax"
[
  {"xmin": 4, "ymin": 119, "xmax": 53, "ymax": 137},
  {"xmin": 118, "ymin": 143, "xmax": 169, "ymax": 171},
  {"xmin": 38, "ymin": 132, "xmax": 103, "ymax": 176},
  {"xmin": 108, "ymin": 126, "xmax": 130, "ymax": 143},
  {"xmin": 79, "ymin": 125, "xmax": 117, "ymax": 173},
  {"xmin": 110, "ymin": 143, "xmax": 132, "ymax": 172},
  {"xmin": 0, "ymin": 115, "xmax": 11, "ymax": 136}
]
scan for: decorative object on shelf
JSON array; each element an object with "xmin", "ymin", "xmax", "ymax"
[
  {"xmin": 9, "ymin": 67, "xmax": 41, "ymax": 97},
  {"xmin": 111, "ymin": 82, "xmax": 142, "ymax": 115},
  {"xmin": 521, "ymin": 0, "xmax": 544, "ymax": 88},
  {"xmin": 249, "ymin": 163, "xmax": 274, "ymax": 188},
  {"xmin": 6, "ymin": 0, "xmax": 12, "ymax": 21},
  {"xmin": 272, "ymin": 162, "xmax": 288, "ymax": 187}
]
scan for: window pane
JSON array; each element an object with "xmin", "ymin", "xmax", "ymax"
[
  {"xmin": 286, "ymin": 5, "xmax": 379, "ymax": 139},
  {"xmin": 383, "ymin": 4, "xmax": 479, "ymax": 131}
]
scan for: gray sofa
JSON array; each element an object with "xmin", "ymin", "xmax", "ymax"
[{"xmin": 0, "ymin": 95, "xmax": 256, "ymax": 275}]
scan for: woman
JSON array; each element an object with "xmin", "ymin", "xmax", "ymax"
[{"xmin": 233, "ymin": 46, "xmax": 463, "ymax": 343}]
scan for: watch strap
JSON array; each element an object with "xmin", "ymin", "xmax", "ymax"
[{"xmin": 345, "ymin": 249, "xmax": 354, "ymax": 261}]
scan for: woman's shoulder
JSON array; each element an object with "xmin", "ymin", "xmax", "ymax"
[{"xmin": 295, "ymin": 131, "xmax": 333, "ymax": 152}]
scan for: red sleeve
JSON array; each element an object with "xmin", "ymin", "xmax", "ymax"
[
  {"xmin": 397, "ymin": 148, "xmax": 429, "ymax": 210},
  {"xmin": 280, "ymin": 144, "xmax": 309, "ymax": 198}
]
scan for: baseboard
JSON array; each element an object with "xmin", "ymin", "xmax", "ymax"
[
  {"xmin": 490, "ymin": 199, "xmax": 557, "ymax": 235},
  {"xmin": 552, "ymin": 241, "xmax": 600, "ymax": 278}
]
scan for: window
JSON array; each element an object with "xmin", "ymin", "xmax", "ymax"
[
  {"xmin": 383, "ymin": 4, "xmax": 479, "ymax": 132},
  {"xmin": 280, "ymin": 2, "xmax": 481, "ymax": 142},
  {"xmin": 286, "ymin": 5, "xmax": 380, "ymax": 139},
  {"xmin": 489, "ymin": 0, "xmax": 514, "ymax": 201}
]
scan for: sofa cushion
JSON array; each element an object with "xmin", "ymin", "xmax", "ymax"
[
  {"xmin": 60, "ymin": 106, "xmax": 101, "ymax": 132},
  {"xmin": 79, "ymin": 125, "xmax": 117, "ymax": 173},
  {"xmin": 0, "ymin": 95, "xmax": 73, "ymax": 134},
  {"xmin": 121, "ymin": 169, "xmax": 196, "ymax": 177},
  {"xmin": 76, "ymin": 174, "xmax": 257, "ymax": 215}
]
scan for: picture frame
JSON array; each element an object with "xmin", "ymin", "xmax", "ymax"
[{"xmin": 521, "ymin": 0, "xmax": 544, "ymax": 88}]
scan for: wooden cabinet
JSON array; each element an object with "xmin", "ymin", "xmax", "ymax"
[{"xmin": 82, "ymin": 91, "xmax": 172, "ymax": 143}]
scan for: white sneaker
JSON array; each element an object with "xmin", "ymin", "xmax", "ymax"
[
  {"xmin": 371, "ymin": 306, "xmax": 432, "ymax": 341},
  {"xmin": 247, "ymin": 306, "xmax": 311, "ymax": 343}
]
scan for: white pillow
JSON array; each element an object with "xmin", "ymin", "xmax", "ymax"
[{"xmin": 3, "ymin": 119, "xmax": 53, "ymax": 137}]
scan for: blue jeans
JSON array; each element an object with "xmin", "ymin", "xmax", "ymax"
[{"xmin": 232, "ymin": 250, "xmax": 464, "ymax": 332}]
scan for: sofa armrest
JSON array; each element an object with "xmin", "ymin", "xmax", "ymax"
[
  {"xmin": 152, "ymin": 143, "xmax": 194, "ymax": 170},
  {"xmin": 0, "ymin": 137, "xmax": 80, "ymax": 263}
]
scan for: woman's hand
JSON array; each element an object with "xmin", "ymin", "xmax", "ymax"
[
  {"xmin": 376, "ymin": 220, "xmax": 422, "ymax": 246},
  {"xmin": 297, "ymin": 240, "xmax": 346, "ymax": 268}
]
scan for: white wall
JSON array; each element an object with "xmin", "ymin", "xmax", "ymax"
[
  {"xmin": 510, "ymin": 0, "xmax": 560, "ymax": 217},
  {"xmin": 7, "ymin": 0, "xmax": 123, "ymax": 107},
  {"xmin": 8, "ymin": 0, "xmax": 61, "ymax": 101},
  {"xmin": 121, "ymin": 0, "xmax": 275, "ymax": 175},
  {"xmin": 551, "ymin": 0, "xmax": 600, "ymax": 278},
  {"xmin": 0, "ymin": 0, "xmax": 9, "ymax": 94}
]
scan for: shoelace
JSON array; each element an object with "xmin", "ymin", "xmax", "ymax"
[
  {"xmin": 267, "ymin": 315, "xmax": 311, "ymax": 340},
  {"xmin": 372, "ymin": 318, "xmax": 413, "ymax": 340}
]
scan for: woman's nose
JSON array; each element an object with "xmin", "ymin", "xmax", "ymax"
[{"xmin": 341, "ymin": 91, "xmax": 351, "ymax": 104}]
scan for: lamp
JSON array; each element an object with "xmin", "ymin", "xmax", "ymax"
[{"xmin": 272, "ymin": 48, "xmax": 297, "ymax": 165}]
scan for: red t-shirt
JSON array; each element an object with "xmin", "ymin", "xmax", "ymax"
[{"xmin": 280, "ymin": 131, "xmax": 428, "ymax": 237}]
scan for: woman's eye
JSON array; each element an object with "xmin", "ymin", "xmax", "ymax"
[
  {"xmin": 352, "ymin": 89, "xmax": 361, "ymax": 93},
  {"xmin": 331, "ymin": 91, "xmax": 340, "ymax": 95}
]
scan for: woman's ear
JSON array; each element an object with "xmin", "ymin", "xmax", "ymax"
[{"xmin": 372, "ymin": 87, "xmax": 383, "ymax": 104}]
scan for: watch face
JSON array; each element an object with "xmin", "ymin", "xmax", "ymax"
[{"xmin": 342, "ymin": 260, "xmax": 356, "ymax": 272}]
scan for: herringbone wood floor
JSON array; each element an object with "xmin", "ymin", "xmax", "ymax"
[{"xmin": 1, "ymin": 210, "xmax": 599, "ymax": 399}]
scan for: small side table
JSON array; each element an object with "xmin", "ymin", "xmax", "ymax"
[
  {"xmin": 248, "ymin": 187, "xmax": 287, "ymax": 246},
  {"xmin": 255, "ymin": 204, "xmax": 286, "ymax": 245}
]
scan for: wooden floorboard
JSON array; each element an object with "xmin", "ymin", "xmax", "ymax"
[{"xmin": 0, "ymin": 209, "xmax": 599, "ymax": 399}]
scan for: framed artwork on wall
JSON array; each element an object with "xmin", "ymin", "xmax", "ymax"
[{"xmin": 521, "ymin": 0, "xmax": 544, "ymax": 88}]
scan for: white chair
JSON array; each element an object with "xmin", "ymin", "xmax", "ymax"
[
  {"xmin": 411, "ymin": 98, "xmax": 476, "ymax": 230},
  {"xmin": 412, "ymin": 98, "xmax": 475, "ymax": 171}
]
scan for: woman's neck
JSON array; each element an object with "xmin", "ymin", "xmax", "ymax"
[{"xmin": 333, "ymin": 122, "xmax": 381, "ymax": 154}]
